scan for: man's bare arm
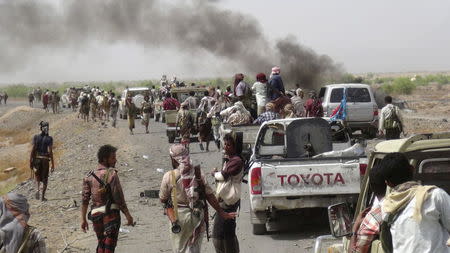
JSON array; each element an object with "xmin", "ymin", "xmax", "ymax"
[
  {"xmin": 30, "ymin": 144, "xmax": 36, "ymax": 169},
  {"xmin": 49, "ymin": 145, "xmax": 55, "ymax": 172}
]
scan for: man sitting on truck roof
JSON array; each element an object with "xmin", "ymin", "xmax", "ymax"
[
  {"xmin": 253, "ymin": 102, "xmax": 279, "ymax": 125},
  {"xmin": 349, "ymin": 165, "xmax": 386, "ymax": 253},
  {"xmin": 380, "ymin": 153, "xmax": 450, "ymax": 253}
]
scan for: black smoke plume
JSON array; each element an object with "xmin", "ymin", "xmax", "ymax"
[{"xmin": 0, "ymin": 0, "xmax": 343, "ymax": 89}]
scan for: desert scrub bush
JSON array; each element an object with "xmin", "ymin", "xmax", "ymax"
[
  {"xmin": 382, "ymin": 77, "xmax": 416, "ymax": 94},
  {"xmin": 3, "ymin": 84, "xmax": 32, "ymax": 98}
]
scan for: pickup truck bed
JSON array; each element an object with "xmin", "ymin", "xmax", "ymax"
[
  {"xmin": 219, "ymin": 123, "xmax": 260, "ymax": 158},
  {"xmin": 247, "ymin": 118, "xmax": 366, "ymax": 235}
]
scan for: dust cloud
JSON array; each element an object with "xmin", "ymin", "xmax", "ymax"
[{"xmin": 0, "ymin": 0, "xmax": 343, "ymax": 89}]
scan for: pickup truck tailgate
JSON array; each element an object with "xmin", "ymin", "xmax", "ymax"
[{"xmin": 261, "ymin": 163, "xmax": 360, "ymax": 197}]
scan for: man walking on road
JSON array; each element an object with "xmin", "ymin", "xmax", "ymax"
[
  {"xmin": 141, "ymin": 95, "xmax": 153, "ymax": 134},
  {"xmin": 379, "ymin": 96, "xmax": 403, "ymax": 140},
  {"xmin": 109, "ymin": 93, "xmax": 119, "ymax": 128},
  {"xmin": 380, "ymin": 153, "xmax": 450, "ymax": 253},
  {"xmin": 212, "ymin": 133, "xmax": 243, "ymax": 253},
  {"xmin": 159, "ymin": 144, "xmax": 236, "ymax": 253},
  {"xmin": 126, "ymin": 96, "xmax": 137, "ymax": 135},
  {"xmin": 30, "ymin": 121, "xmax": 55, "ymax": 201},
  {"xmin": 81, "ymin": 145, "xmax": 134, "ymax": 253}
]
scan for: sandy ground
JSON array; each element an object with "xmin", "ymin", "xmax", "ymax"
[{"xmin": 1, "ymin": 90, "xmax": 450, "ymax": 253}]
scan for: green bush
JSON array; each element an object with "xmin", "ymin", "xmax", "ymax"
[
  {"xmin": 3, "ymin": 84, "xmax": 32, "ymax": 98},
  {"xmin": 387, "ymin": 77, "xmax": 416, "ymax": 94},
  {"xmin": 381, "ymin": 84, "xmax": 394, "ymax": 94}
]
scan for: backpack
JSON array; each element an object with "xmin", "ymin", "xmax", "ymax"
[
  {"xmin": 179, "ymin": 111, "xmax": 194, "ymax": 129},
  {"xmin": 383, "ymin": 106, "xmax": 401, "ymax": 130}
]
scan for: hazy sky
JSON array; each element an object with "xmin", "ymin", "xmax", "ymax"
[
  {"xmin": 1, "ymin": 0, "xmax": 450, "ymax": 83},
  {"xmin": 220, "ymin": 0, "xmax": 450, "ymax": 72}
]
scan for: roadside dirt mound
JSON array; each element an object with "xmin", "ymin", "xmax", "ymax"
[{"xmin": 0, "ymin": 106, "xmax": 65, "ymax": 194}]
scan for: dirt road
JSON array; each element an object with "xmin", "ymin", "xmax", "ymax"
[
  {"xmin": 69, "ymin": 113, "xmax": 332, "ymax": 252},
  {"xmin": 5, "ymin": 93, "xmax": 449, "ymax": 253},
  {"xmin": 1, "ymin": 101, "xmax": 333, "ymax": 253}
]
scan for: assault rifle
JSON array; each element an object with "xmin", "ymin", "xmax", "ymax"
[
  {"xmin": 90, "ymin": 171, "xmax": 114, "ymax": 214},
  {"xmin": 194, "ymin": 165, "xmax": 210, "ymax": 241}
]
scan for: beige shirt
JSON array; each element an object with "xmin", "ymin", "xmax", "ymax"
[{"xmin": 159, "ymin": 168, "xmax": 214, "ymax": 206}]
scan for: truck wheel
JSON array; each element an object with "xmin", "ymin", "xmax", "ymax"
[
  {"xmin": 168, "ymin": 136, "xmax": 175, "ymax": 143},
  {"xmin": 252, "ymin": 224, "xmax": 267, "ymax": 235}
]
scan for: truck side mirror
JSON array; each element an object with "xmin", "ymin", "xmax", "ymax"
[{"xmin": 327, "ymin": 202, "xmax": 353, "ymax": 238}]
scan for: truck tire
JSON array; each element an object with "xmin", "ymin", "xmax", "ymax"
[
  {"xmin": 252, "ymin": 224, "xmax": 267, "ymax": 235},
  {"xmin": 168, "ymin": 136, "xmax": 175, "ymax": 143}
]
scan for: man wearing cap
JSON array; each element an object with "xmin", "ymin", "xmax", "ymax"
[
  {"xmin": 30, "ymin": 121, "xmax": 55, "ymax": 201},
  {"xmin": 159, "ymin": 144, "xmax": 236, "ymax": 253},
  {"xmin": 252, "ymin": 73, "xmax": 268, "ymax": 116},
  {"xmin": 268, "ymin": 66, "xmax": 285, "ymax": 101}
]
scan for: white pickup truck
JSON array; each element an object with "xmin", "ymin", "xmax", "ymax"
[{"xmin": 248, "ymin": 118, "xmax": 367, "ymax": 235}]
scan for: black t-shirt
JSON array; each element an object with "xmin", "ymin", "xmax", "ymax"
[{"xmin": 33, "ymin": 134, "xmax": 53, "ymax": 156}]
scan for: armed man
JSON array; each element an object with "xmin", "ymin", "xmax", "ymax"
[
  {"xmin": 159, "ymin": 144, "xmax": 236, "ymax": 253},
  {"xmin": 81, "ymin": 144, "xmax": 134, "ymax": 253},
  {"xmin": 30, "ymin": 121, "xmax": 55, "ymax": 201}
]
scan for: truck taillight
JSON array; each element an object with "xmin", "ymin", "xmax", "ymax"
[
  {"xmin": 359, "ymin": 164, "xmax": 368, "ymax": 176},
  {"xmin": 250, "ymin": 167, "xmax": 262, "ymax": 195},
  {"xmin": 373, "ymin": 106, "xmax": 379, "ymax": 116}
]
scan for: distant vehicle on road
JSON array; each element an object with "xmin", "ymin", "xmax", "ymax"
[
  {"xmin": 319, "ymin": 83, "xmax": 378, "ymax": 138},
  {"xmin": 119, "ymin": 87, "xmax": 151, "ymax": 119},
  {"xmin": 164, "ymin": 87, "xmax": 207, "ymax": 143}
]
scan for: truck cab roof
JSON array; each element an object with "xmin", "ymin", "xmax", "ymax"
[
  {"xmin": 125, "ymin": 87, "xmax": 150, "ymax": 91},
  {"xmin": 374, "ymin": 132, "xmax": 450, "ymax": 153},
  {"xmin": 323, "ymin": 83, "xmax": 371, "ymax": 89},
  {"xmin": 169, "ymin": 87, "xmax": 208, "ymax": 93}
]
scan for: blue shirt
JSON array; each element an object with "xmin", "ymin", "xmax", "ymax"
[
  {"xmin": 253, "ymin": 111, "xmax": 279, "ymax": 124},
  {"xmin": 33, "ymin": 134, "xmax": 53, "ymax": 156},
  {"xmin": 269, "ymin": 74, "xmax": 285, "ymax": 100}
]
